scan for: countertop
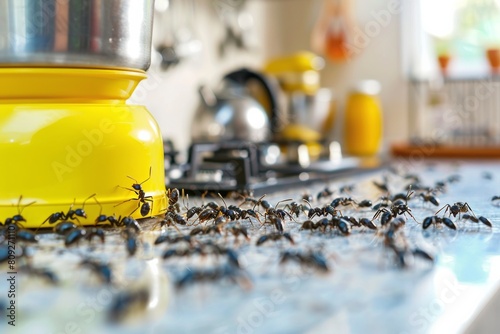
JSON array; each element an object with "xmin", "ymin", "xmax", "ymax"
[{"xmin": 2, "ymin": 160, "xmax": 500, "ymax": 334}]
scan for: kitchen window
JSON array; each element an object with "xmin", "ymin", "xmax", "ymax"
[
  {"xmin": 403, "ymin": 0, "xmax": 500, "ymax": 147},
  {"xmin": 405, "ymin": 0, "xmax": 500, "ymax": 79}
]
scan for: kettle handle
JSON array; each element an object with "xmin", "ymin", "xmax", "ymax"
[{"xmin": 223, "ymin": 68, "xmax": 280, "ymax": 137}]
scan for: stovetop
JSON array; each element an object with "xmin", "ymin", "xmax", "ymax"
[{"xmin": 165, "ymin": 140, "xmax": 384, "ymax": 195}]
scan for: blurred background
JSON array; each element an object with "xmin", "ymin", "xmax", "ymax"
[{"xmin": 134, "ymin": 0, "xmax": 500, "ymax": 160}]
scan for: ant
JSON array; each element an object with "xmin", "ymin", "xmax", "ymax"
[
  {"xmin": 375, "ymin": 189, "xmax": 417, "ymax": 223},
  {"xmin": 302, "ymin": 193, "xmax": 313, "ymax": 203},
  {"xmin": 330, "ymin": 197, "xmax": 356, "ymax": 209},
  {"xmin": 279, "ymin": 250, "xmax": 329, "ymax": 272},
  {"xmin": 2, "ymin": 196, "xmax": 35, "ymax": 228},
  {"xmin": 304, "ymin": 200, "xmax": 342, "ymax": 219},
  {"xmin": 226, "ymin": 223, "xmax": 250, "ymax": 241},
  {"xmin": 422, "ymin": 216, "xmax": 457, "ymax": 230},
  {"xmin": 122, "ymin": 228, "xmax": 139, "ymax": 256},
  {"xmin": 330, "ymin": 216, "xmax": 351, "ymax": 235},
  {"xmin": 116, "ymin": 167, "xmax": 153, "ymax": 217},
  {"xmin": 108, "ymin": 288, "xmax": 150, "ymax": 322},
  {"xmin": 339, "ymin": 184, "xmax": 355, "ymax": 194},
  {"xmin": 94, "ymin": 197, "xmax": 120, "ymax": 227},
  {"xmin": 256, "ymin": 232, "xmax": 294, "ymax": 246},
  {"xmin": 300, "ymin": 218, "xmax": 330, "ymax": 232},
  {"xmin": 418, "ymin": 191, "xmax": 440, "ymax": 207},
  {"xmin": 190, "ymin": 225, "xmax": 222, "ymax": 236},
  {"xmin": 285, "ymin": 201, "xmax": 309, "ymax": 218},
  {"xmin": 80, "ymin": 258, "xmax": 112, "ymax": 284},
  {"xmin": 65, "ymin": 227, "xmax": 87, "ymax": 246},
  {"xmin": 175, "ymin": 265, "xmax": 251, "ymax": 289},
  {"xmin": 16, "ymin": 229, "xmax": 39, "ymax": 243},
  {"xmin": 54, "ymin": 222, "xmax": 78, "ymax": 235},
  {"xmin": 436, "ymin": 202, "xmax": 474, "ymax": 219},
  {"xmin": 20, "ymin": 264, "xmax": 59, "ymax": 285},
  {"xmin": 372, "ymin": 176, "xmax": 390, "ymax": 193},
  {"xmin": 166, "ymin": 188, "xmax": 180, "ymax": 213},
  {"xmin": 38, "ymin": 194, "xmax": 95, "ymax": 231},
  {"xmin": 461, "ymin": 214, "xmax": 492, "ymax": 228},
  {"xmin": 316, "ymin": 187, "xmax": 334, "ymax": 201},
  {"xmin": 155, "ymin": 233, "xmax": 193, "ymax": 245}
]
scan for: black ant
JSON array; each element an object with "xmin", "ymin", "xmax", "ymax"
[
  {"xmin": 256, "ymin": 197, "xmax": 294, "ymax": 223},
  {"xmin": 20, "ymin": 264, "xmax": 59, "ymax": 285},
  {"xmin": 422, "ymin": 216, "xmax": 457, "ymax": 230},
  {"xmin": 155, "ymin": 233, "xmax": 193, "ymax": 245},
  {"xmin": 316, "ymin": 187, "xmax": 333, "ymax": 201},
  {"xmin": 285, "ymin": 201, "xmax": 309, "ymax": 218},
  {"xmin": 375, "ymin": 189, "xmax": 417, "ymax": 223},
  {"xmin": 436, "ymin": 202, "xmax": 474, "ymax": 219},
  {"xmin": 256, "ymin": 232, "xmax": 294, "ymax": 246},
  {"xmin": 339, "ymin": 184, "xmax": 355, "ymax": 194},
  {"xmin": 358, "ymin": 217, "xmax": 378, "ymax": 230},
  {"xmin": 461, "ymin": 214, "xmax": 492, "ymax": 228},
  {"xmin": 65, "ymin": 227, "xmax": 87, "ymax": 246},
  {"xmin": 419, "ymin": 192, "xmax": 440, "ymax": 206},
  {"xmin": 330, "ymin": 197, "xmax": 356, "ymax": 209},
  {"xmin": 54, "ymin": 222, "xmax": 77, "ymax": 235},
  {"xmin": 108, "ymin": 288, "xmax": 149, "ymax": 322},
  {"xmin": 372, "ymin": 177, "xmax": 390, "ymax": 193},
  {"xmin": 301, "ymin": 218, "xmax": 331, "ymax": 232},
  {"xmin": 2, "ymin": 196, "xmax": 36, "ymax": 228},
  {"xmin": 16, "ymin": 229, "xmax": 39, "ymax": 243},
  {"xmin": 175, "ymin": 265, "xmax": 251, "ymax": 289},
  {"xmin": 94, "ymin": 197, "xmax": 120, "ymax": 227},
  {"xmin": 304, "ymin": 200, "xmax": 342, "ymax": 219},
  {"xmin": 38, "ymin": 194, "xmax": 95, "ymax": 231},
  {"xmin": 226, "ymin": 223, "xmax": 250, "ymax": 241},
  {"xmin": 166, "ymin": 188, "xmax": 180, "ymax": 213},
  {"xmin": 122, "ymin": 228, "xmax": 139, "ymax": 256},
  {"xmin": 85, "ymin": 227, "xmax": 106, "ymax": 244},
  {"xmin": 116, "ymin": 167, "xmax": 153, "ymax": 217},
  {"xmin": 280, "ymin": 250, "xmax": 329, "ymax": 272},
  {"xmin": 330, "ymin": 216, "xmax": 351, "ymax": 235},
  {"xmin": 80, "ymin": 258, "xmax": 112, "ymax": 284},
  {"xmin": 302, "ymin": 193, "xmax": 313, "ymax": 203},
  {"xmin": 190, "ymin": 224, "xmax": 222, "ymax": 236}
]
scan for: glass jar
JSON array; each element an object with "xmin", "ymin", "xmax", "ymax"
[{"xmin": 343, "ymin": 80, "xmax": 382, "ymax": 156}]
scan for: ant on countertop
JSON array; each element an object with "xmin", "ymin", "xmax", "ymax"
[{"xmin": 116, "ymin": 167, "xmax": 153, "ymax": 217}]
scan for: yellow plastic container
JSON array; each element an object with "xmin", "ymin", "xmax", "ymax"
[
  {"xmin": 0, "ymin": 68, "xmax": 167, "ymax": 228},
  {"xmin": 344, "ymin": 80, "xmax": 383, "ymax": 156}
]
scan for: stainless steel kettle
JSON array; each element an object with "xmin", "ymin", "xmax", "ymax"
[{"xmin": 191, "ymin": 68, "xmax": 279, "ymax": 143}]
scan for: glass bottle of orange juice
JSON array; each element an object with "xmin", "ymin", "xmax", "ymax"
[{"xmin": 343, "ymin": 80, "xmax": 382, "ymax": 156}]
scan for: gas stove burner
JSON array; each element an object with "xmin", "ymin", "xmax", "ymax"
[{"xmin": 166, "ymin": 140, "xmax": 380, "ymax": 195}]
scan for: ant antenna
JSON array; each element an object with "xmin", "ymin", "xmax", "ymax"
[
  {"xmin": 127, "ymin": 166, "xmax": 152, "ymax": 186},
  {"xmin": 16, "ymin": 195, "xmax": 36, "ymax": 214},
  {"xmin": 302, "ymin": 199, "xmax": 313, "ymax": 209},
  {"xmin": 252, "ymin": 195, "xmax": 266, "ymax": 211},
  {"xmin": 82, "ymin": 193, "xmax": 96, "ymax": 209},
  {"xmin": 275, "ymin": 198, "xmax": 293, "ymax": 208},
  {"xmin": 218, "ymin": 193, "xmax": 228, "ymax": 208}
]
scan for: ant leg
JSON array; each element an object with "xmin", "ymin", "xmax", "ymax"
[
  {"xmin": 128, "ymin": 202, "xmax": 141, "ymax": 216},
  {"xmin": 463, "ymin": 202, "xmax": 476, "ymax": 218},
  {"xmin": 114, "ymin": 197, "xmax": 139, "ymax": 207},
  {"xmin": 435, "ymin": 204, "xmax": 450, "ymax": 216}
]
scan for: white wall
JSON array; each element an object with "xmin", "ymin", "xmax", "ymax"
[{"xmin": 131, "ymin": 0, "xmax": 408, "ymax": 156}]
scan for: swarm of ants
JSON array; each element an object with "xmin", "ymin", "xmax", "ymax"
[{"xmin": 1, "ymin": 164, "xmax": 497, "ymax": 323}]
